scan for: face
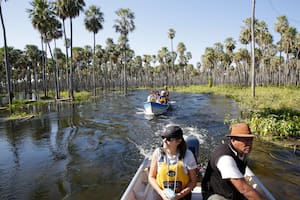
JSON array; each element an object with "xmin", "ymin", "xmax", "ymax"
[
  {"xmin": 161, "ymin": 136, "xmax": 180, "ymax": 146},
  {"xmin": 232, "ymin": 137, "xmax": 253, "ymax": 155}
]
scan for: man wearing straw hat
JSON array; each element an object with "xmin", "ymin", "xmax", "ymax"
[{"xmin": 201, "ymin": 122, "xmax": 264, "ymax": 200}]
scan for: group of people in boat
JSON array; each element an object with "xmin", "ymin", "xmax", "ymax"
[
  {"xmin": 148, "ymin": 123, "xmax": 265, "ymax": 200},
  {"xmin": 147, "ymin": 87, "xmax": 169, "ymax": 104}
]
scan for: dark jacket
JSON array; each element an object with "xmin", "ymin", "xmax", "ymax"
[{"xmin": 201, "ymin": 142, "xmax": 247, "ymax": 200}]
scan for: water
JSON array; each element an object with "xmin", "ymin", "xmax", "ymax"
[{"xmin": 0, "ymin": 90, "xmax": 299, "ymax": 200}]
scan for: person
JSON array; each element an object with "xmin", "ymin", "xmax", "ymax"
[
  {"xmin": 147, "ymin": 90, "xmax": 158, "ymax": 102},
  {"xmin": 164, "ymin": 85, "xmax": 170, "ymax": 100},
  {"xmin": 201, "ymin": 122, "xmax": 265, "ymax": 200},
  {"xmin": 148, "ymin": 125, "xmax": 198, "ymax": 200},
  {"xmin": 159, "ymin": 90, "xmax": 168, "ymax": 104}
]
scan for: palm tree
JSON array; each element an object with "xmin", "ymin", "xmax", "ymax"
[
  {"xmin": 274, "ymin": 15, "xmax": 289, "ymax": 86},
  {"xmin": 84, "ymin": 5, "xmax": 104, "ymax": 97},
  {"xmin": 251, "ymin": 0, "xmax": 256, "ymax": 97},
  {"xmin": 168, "ymin": 28, "xmax": 175, "ymax": 89},
  {"xmin": 53, "ymin": 0, "xmax": 85, "ymax": 100},
  {"xmin": 201, "ymin": 47, "xmax": 216, "ymax": 87},
  {"xmin": 177, "ymin": 42, "xmax": 187, "ymax": 85},
  {"xmin": 157, "ymin": 47, "xmax": 169, "ymax": 86},
  {"xmin": 113, "ymin": 8, "xmax": 135, "ymax": 95},
  {"xmin": 45, "ymin": 16, "xmax": 63, "ymax": 99},
  {"xmin": 24, "ymin": 45, "xmax": 41, "ymax": 99},
  {"xmin": 28, "ymin": 0, "xmax": 55, "ymax": 98},
  {"xmin": 53, "ymin": 0, "xmax": 68, "ymax": 89},
  {"xmin": 282, "ymin": 26, "xmax": 296, "ymax": 85},
  {"xmin": 0, "ymin": 0, "xmax": 13, "ymax": 107}
]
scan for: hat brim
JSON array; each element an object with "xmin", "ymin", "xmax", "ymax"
[{"xmin": 226, "ymin": 133, "xmax": 255, "ymax": 137}]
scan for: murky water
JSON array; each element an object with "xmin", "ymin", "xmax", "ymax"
[{"xmin": 0, "ymin": 90, "xmax": 299, "ymax": 200}]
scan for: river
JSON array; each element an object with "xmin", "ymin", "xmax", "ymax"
[{"xmin": 0, "ymin": 90, "xmax": 299, "ymax": 200}]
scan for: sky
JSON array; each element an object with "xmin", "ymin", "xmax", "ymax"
[{"xmin": 1, "ymin": 0, "xmax": 300, "ymax": 66}]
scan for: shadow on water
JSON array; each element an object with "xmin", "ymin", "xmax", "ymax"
[{"xmin": 0, "ymin": 90, "xmax": 299, "ymax": 200}]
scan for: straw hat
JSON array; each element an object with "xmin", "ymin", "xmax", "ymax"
[{"xmin": 226, "ymin": 123, "xmax": 255, "ymax": 137}]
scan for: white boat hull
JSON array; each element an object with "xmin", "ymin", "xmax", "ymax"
[
  {"xmin": 120, "ymin": 157, "xmax": 275, "ymax": 200},
  {"xmin": 144, "ymin": 102, "xmax": 170, "ymax": 115}
]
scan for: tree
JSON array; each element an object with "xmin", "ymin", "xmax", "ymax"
[
  {"xmin": 45, "ymin": 17, "xmax": 63, "ymax": 99},
  {"xmin": 53, "ymin": 0, "xmax": 70, "ymax": 92},
  {"xmin": 84, "ymin": 5, "xmax": 104, "ymax": 97},
  {"xmin": 0, "ymin": 0, "xmax": 13, "ymax": 107},
  {"xmin": 53, "ymin": 0, "xmax": 86, "ymax": 100},
  {"xmin": 113, "ymin": 8, "xmax": 135, "ymax": 95},
  {"xmin": 24, "ymin": 45, "xmax": 41, "ymax": 98},
  {"xmin": 251, "ymin": 0, "xmax": 256, "ymax": 97},
  {"xmin": 168, "ymin": 28, "xmax": 175, "ymax": 88},
  {"xmin": 274, "ymin": 15, "xmax": 289, "ymax": 86},
  {"xmin": 28, "ymin": 0, "xmax": 55, "ymax": 98}
]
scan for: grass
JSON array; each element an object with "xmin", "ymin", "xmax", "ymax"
[{"xmin": 172, "ymin": 85, "xmax": 300, "ymax": 140}]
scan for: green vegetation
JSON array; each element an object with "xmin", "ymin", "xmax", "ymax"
[
  {"xmin": 173, "ymin": 85, "xmax": 300, "ymax": 140},
  {"xmin": 0, "ymin": 90, "xmax": 91, "ymax": 120}
]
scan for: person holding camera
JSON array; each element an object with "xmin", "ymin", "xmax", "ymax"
[{"xmin": 148, "ymin": 126, "xmax": 198, "ymax": 200}]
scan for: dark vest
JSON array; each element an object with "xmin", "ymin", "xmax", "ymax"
[{"xmin": 201, "ymin": 142, "xmax": 247, "ymax": 200}]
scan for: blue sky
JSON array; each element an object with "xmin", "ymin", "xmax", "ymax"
[{"xmin": 1, "ymin": 0, "xmax": 300, "ymax": 66}]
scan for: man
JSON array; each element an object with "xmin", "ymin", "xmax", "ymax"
[{"xmin": 201, "ymin": 122, "xmax": 265, "ymax": 200}]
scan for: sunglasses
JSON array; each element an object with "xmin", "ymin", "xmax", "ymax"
[
  {"xmin": 161, "ymin": 136, "xmax": 177, "ymax": 142},
  {"xmin": 234, "ymin": 137, "xmax": 253, "ymax": 143}
]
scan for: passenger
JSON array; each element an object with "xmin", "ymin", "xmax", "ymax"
[
  {"xmin": 159, "ymin": 90, "xmax": 168, "ymax": 104},
  {"xmin": 147, "ymin": 90, "xmax": 158, "ymax": 102},
  {"xmin": 201, "ymin": 123, "xmax": 265, "ymax": 200},
  {"xmin": 148, "ymin": 126, "xmax": 198, "ymax": 200},
  {"xmin": 164, "ymin": 85, "xmax": 170, "ymax": 100}
]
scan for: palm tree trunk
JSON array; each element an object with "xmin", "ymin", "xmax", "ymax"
[
  {"xmin": 62, "ymin": 19, "xmax": 69, "ymax": 94},
  {"xmin": 69, "ymin": 18, "xmax": 74, "ymax": 100},
  {"xmin": 251, "ymin": 0, "xmax": 256, "ymax": 97},
  {"xmin": 93, "ymin": 33, "xmax": 96, "ymax": 97},
  {"xmin": 123, "ymin": 50, "xmax": 127, "ymax": 95},
  {"xmin": 0, "ymin": 5, "xmax": 13, "ymax": 107}
]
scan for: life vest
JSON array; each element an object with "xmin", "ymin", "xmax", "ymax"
[
  {"xmin": 159, "ymin": 96, "xmax": 167, "ymax": 104},
  {"xmin": 148, "ymin": 95, "xmax": 157, "ymax": 102},
  {"xmin": 156, "ymin": 156, "xmax": 190, "ymax": 193}
]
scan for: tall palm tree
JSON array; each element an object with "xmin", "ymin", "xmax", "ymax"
[
  {"xmin": 54, "ymin": 0, "xmax": 85, "ymax": 100},
  {"xmin": 84, "ymin": 5, "xmax": 104, "ymax": 97},
  {"xmin": 113, "ymin": 8, "xmax": 135, "ymax": 95},
  {"xmin": 28, "ymin": 0, "xmax": 55, "ymax": 98},
  {"xmin": 177, "ymin": 42, "xmax": 187, "ymax": 85},
  {"xmin": 24, "ymin": 45, "xmax": 40, "ymax": 99},
  {"xmin": 47, "ymin": 17, "xmax": 63, "ymax": 99},
  {"xmin": 168, "ymin": 28, "xmax": 175, "ymax": 89},
  {"xmin": 251, "ymin": 0, "xmax": 256, "ymax": 97},
  {"xmin": 157, "ymin": 47, "xmax": 169, "ymax": 86},
  {"xmin": 202, "ymin": 47, "xmax": 216, "ymax": 87},
  {"xmin": 0, "ymin": 0, "xmax": 13, "ymax": 107},
  {"xmin": 283, "ymin": 26, "xmax": 296, "ymax": 85},
  {"xmin": 53, "ymin": 0, "xmax": 70, "ymax": 91},
  {"xmin": 274, "ymin": 15, "xmax": 289, "ymax": 86}
]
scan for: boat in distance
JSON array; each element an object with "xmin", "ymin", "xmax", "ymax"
[
  {"xmin": 120, "ymin": 136, "xmax": 275, "ymax": 200},
  {"xmin": 144, "ymin": 101, "xmax": 170, "ymax": 115}
]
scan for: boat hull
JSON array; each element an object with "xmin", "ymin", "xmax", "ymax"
[
  {"xmin": 120, "ymin": 136, "xmax": 275, "ymax": 200},
  {"xmin": 144, "ymin": 102, "xmax": 169, "ymax": 115}
]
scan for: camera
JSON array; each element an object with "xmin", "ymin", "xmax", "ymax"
[{"xmin": 164, "ymin": 188, "xmax": 176, "ymax": 200}]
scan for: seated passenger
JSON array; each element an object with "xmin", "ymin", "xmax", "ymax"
[
  {"xmin": 201, "ymin": 123, "xmax": 264, "ymax": 200},
  {"xmin": 159, "ymin": 90, "xmax": 168, "ymax": 104},
  {"xmin": 148, "ymin": 126, "xmax": 198, "ymax": 200},
  {"xmin": 147, "ymin": 90, "xmax": 158, "ymax": 102},
  {"xmin": 164, "ymin": 85, "xmax": 170, "ymax": 100}
]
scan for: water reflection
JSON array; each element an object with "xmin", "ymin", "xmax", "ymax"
[{"xmin": 0, "ymin": 91, "xmax": 299, "ymax": 200}]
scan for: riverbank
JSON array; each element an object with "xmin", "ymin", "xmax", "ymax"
[{"xmin": 172, "ymin": 85, "xmax": 300, "ymax": 150}]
